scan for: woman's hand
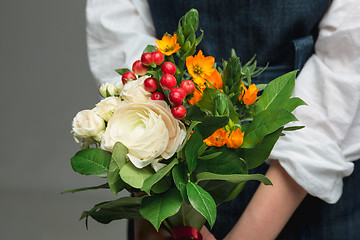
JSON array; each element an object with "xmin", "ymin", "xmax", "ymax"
[
  {"xmin": 134, "ymin": 218, "xmax": 172, "ymax": 240},
  {"xmin": 201, "ymin": 226, "xmax": 217, "ymax": 240}
]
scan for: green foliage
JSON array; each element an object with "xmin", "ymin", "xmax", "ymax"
[
  {"xmin": 61, "ymin": 183, "xmax": 109, "ymax": 194},
  {"xmin": 186, "ymin": 182, "xmax": 216, "ymax": 228},
  {"xmin": 196, "ymin": 146, "xmax": 246, "ymax": 175},
  {"xmin": 256, "ymin": 70, "xmax": 298, "ymax": 112},
  {"xmin": 240, "ymin": 127, "xmax": 283, "ymax": 169},
  {"xmin": 197, "ymin": 115, "xmax": 229, "ymax": 139},
  {"xmin": 119, "ymin": 162, "xmax": 154, "ymax": 189},
  {"xmin": 140, "ymin": 188, "xmax": 183, "ymax": 231},
  {"xmin": 222, "ymin": 55, "xmax": 242, "ymax": 92},
  {"xmin": 142, "ymin": 158, "xmax": 179, "ymax": 195},
  {"xmin": 242, "ymin": 109, "xmax": 298, "ymax": 148},
  {"xmin": 167, "ymin": 202, "xmax": 206, "ymax": 231},
  {"xmin": 185, "ymin": 127, "xmax": 203, "ymax": 173},
  {"xmin": 71, "ymin": 148, "xmax": 112, "ymax": 177},
  {"xmin": 107, "ymin": 142, "xmax": 128, "ymax": 194},
  {"xmin": 81, "ymin": 196, "xmax": 143, "ymax": 228},
  {"xmin": 114, "ymin": 68, "xmax": 131, "ymax": 75},
  {"xmin": 142, "ymin": 45, "xmax": 157, "ymax": 54},
  {"xmin": 196, "ymin": 172, "xmax": 272, "ymax": 185},
  {"xmin": 172, "ymin": 163, "xmax": 189, "ymax": 201}
]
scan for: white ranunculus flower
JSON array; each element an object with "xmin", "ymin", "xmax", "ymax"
[
  {"xmin": 121, "ymin": 75, "xmax": 151, "ymax": 103},
  {"xmin": 101, "ymin": 100, "xmax": 186, "ymax": 171},
  {"xmin": 72, "ymin": 109, "xmax": 105, "ymax": 142},
  {"xmin": 93, "ymin": 96, "xmax": 122, "ymax": 122}
]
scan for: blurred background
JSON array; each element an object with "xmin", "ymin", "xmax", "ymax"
[{"xmin": 0, "ymin": 1, "xmax": 127, "ymax": 239}]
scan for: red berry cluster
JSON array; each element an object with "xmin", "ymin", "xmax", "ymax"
[{"xmin": 123, "ymin": 51, "xmax": 196, "ymax": 120}]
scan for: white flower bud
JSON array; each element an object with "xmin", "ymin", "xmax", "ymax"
[
  {"xmin": 72, "ymin": 109, "xmax": 105, "ymax": 144},
  {"xmin": 99, "ymin": 83, "xmax": 118, "ymax": 98},
  {"xmin": 93, "ymin": 96, "xmax": 122, "ymax": 122}
]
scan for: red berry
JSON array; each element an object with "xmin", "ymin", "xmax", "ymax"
[
  {"xmin": 132, "ymin": 60, "xmax": 147, "ymax": 75},
  {"xmin": 144, "ymin": 77, "xmax": 158, "ymax": 92},
  {"xmin": 152, "ymin": 51, "xmax": 164, "ymax": 65},
  {"xmin": 171, "ymin": 105, "xmax": 186, "ymax": 119},
  {"xmin": 151, "ymin": 92, "xmax": 166, "ymax": 101},
  {"xmin": 180, "ymin": 80, "xmax": 196, "ymax": 95},
  {"xmin": 141, "ymin": 52, "xmax": 154, "ymax": 66},
  {"xmin": 160, "ymin": 74, "xmax": 177, "ymax": 90},
  {"xmin": 161, "ymin": 62, "xmax": 176, "ymax": 75},
  {"xmin": 121, "ymin": 71, "xmax": 136, "ymax": 85},
  {"xmin": 169, "ymin": 87, "xmax": 186, "ymax": 106}
]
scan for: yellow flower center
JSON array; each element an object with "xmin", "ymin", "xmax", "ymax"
[
  {"xmin": 165, "ymin": 45, "xmax": 174, "ymax": 52},
  {"xmin": 193, "ymin": 65, "xmax": 203, "ymax": 77}
]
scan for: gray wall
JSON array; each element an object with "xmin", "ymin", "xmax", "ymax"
[{"xmin": 0, "ymin": 1, "xmax": 127, "ymax": 239}]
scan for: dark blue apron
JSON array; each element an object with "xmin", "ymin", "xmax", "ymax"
[{"xmin": 145, "ymin": 1, "xmax": 360, "ymax": 239}]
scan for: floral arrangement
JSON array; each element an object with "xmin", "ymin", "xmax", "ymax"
[{"xmin": 65, "ymin": 9, "xmax": 305, "ymax": 240}]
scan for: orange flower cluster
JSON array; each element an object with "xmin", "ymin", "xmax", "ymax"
[
  {"xmin": 204, "ymin": 128, "xmax": 244, "ymax": 149},
  {"xmin": 186, "ymin": 51, "xmax": 223, "ymax": 105},
  {"xmin": 239, "ymin": 83, "xmax": 259, "ymax": 105},
  {"xmin": 155, "ymin": 34, "xmax": 181, "ymax": 56}
]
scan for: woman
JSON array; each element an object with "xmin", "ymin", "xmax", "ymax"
[{"xmin": 86, "ymin": 0, "xmax": 360, "ymax": 239}]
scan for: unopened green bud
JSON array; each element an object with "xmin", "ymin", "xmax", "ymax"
[
  {"xmin": 215, "ymin": 94, "xmax": 229, "ymax": 116},
  {"xmin": 184, "ymin": 9, "xmax": 199, "ymax": 32},
  {"xmin": 182, "ymin": 41, "xmax": 192, "ymax": 52}
]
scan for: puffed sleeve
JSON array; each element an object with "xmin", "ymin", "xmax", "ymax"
[
  {"xmin": 86, "ymin": 0, "xmax": 156, "ymax": 85},
  {"xmin": 269, "ymin": 0, "xmax": 360, "ymax": 203}
]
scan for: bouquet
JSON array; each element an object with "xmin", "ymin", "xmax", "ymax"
[{"xmin": 65, "ymin": 9, "xmax": 305, "ymax": 240}]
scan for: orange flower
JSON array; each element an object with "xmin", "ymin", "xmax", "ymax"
[
  {"xmin": 203, "ymin": 128, "xmax": 227, "ymax": 147},
  {"xmin": 204, "ymin": 69, "xmax": 223, "ymax": 90},
  {"xmin": 239, "ymin": 83, "xmax": 258, "ymax": 105},
  {"xmin": 188, "ymin": 69, "xmax": 223, "ymax": 105},
  {"xmin": 186, "ymin": 50, "xmax": 215, "ymax": 80},
  {"xmin": 155, "ymin": 34, "xmax": 181, "ymax": 56},
  {"xmin": 225, "ymin": 129, "xmax": 244, "ymax": 148}
]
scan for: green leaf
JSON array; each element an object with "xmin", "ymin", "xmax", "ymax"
[
  {"xmin": 185, "ymin": 127, "xmax": 203, "ymax": 173},
  {"xmin": 114, "ymin": 68, "xmax": 131, "ymax": 75},
  {"xmin": 71, "ymin": 148, "xmax": 112, "ymax": 177},
  {"xmin": 172, "ymin": 163, "xmax": 189, "ymax": 200},
  {"xmin": 196, "ymin": 88, "xmax": 221, "ymax": 114},
  {"xmin": 256, "ymin": 71, "xmax": 297, "ymax": 113},
  {"xmin": 108, "ymin": 142, "xmax": 128, "ymax": 194},
  {"xmin": 283, "ymin": 126, "xmax": 305, "ymax": 131},
  {"xmin": 82, "ymin": 196, "xmax": 143, "ymax": 226},
  {"xmin": 151, "ymin": 174, "xmax": 171, "ymax": 194},
  {"xmin": 140, "ymin": 188, "xmax": 183, "ymax": 231},
  {"xmin": 178, "ymin": 121, "xmax": 200, "ymax": 152},
  {"xmin": 241, "ymin": 127, "xmax": 283, "ymax": 169},
  {"xmin": 185, "ymin": 104, "xmax": 207, "ymax": 121},
  {"xmin": 242, "ymin": 108, "xmax": 298, "ymax": 148},
  {"xmin": 186, "ymin": 182, "xmax": 216, "ymax": 228},
  {"xmin": 61, "ymin": 183, "xmax": 109, "ymax": 194},
  {"xmin": 142, "ymin": 45, "xmax": 157, "ymax": 54},
  {"xmin": 197, "ymin": 151, "xmax": 222, "ymax": 160},
  {"xmin": 196, "ymin": 172, "xmax": 272, "ymax": 185},
  {"xmin": 197, "ymin": 115, "xmax": 229, "ymax": 139},
  {"xmin": 112, "ymin": 142, "xmax": 128, "ymax": 168},
  {"xmin": 196, "ymin": 146, "xmax": 245, "ymax": 175},
  {"xmin": 107, "ymin": 161, "xmax": 125, "ymax": 194},
  {"xmin": 142, "ymin": 158, "xmax": 179, "ymax": 195},
  {"xmin": 119, "ymin": 162, "xmax": 154, "ymax": 189},
  {"xmin": 280, "ymin": 97, "xmax": 307, "ymax": 112},
  {"xmin": 167, "ymin": 202, "xmax": 206, "ymax": 231}
]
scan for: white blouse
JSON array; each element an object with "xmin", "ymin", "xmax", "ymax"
[{"xmin": 86, "ymin": 0, "xmax": 360, "ymax": 203}]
